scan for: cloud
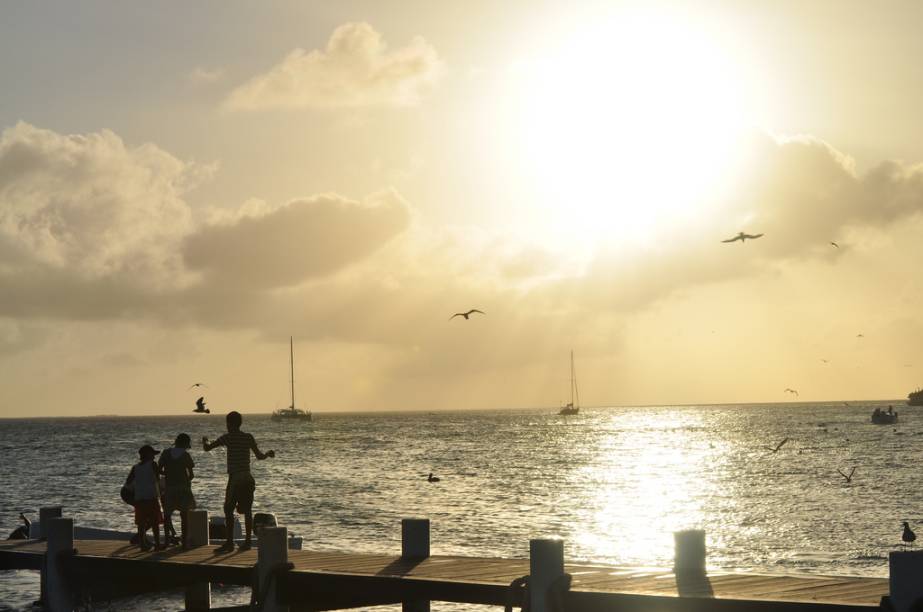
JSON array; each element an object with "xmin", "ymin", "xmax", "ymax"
[
  {"xmin": 183, "ymin": 190, "xmax": 411, "ymax": 289},
  {"xmin": 224, "ymin": 22, "xmax": 443, "ymax": 111}
]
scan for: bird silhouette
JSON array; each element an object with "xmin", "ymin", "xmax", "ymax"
[
  {"xmin": 837, "ymin": 467, "xmax": 856, "ymax": 483},
  {"xmin": 763, "ymin": 438, "xmax": 789, "ymax": 453},
  {"xmin": 450, "ymin": 309, "xmax": 485, "ymax": 320},
  {"xmin": 821, "ymin": 359, "xmax": 829, "ymax": 364},
  {"xmin": 721, "ymin": 232, "xmax": 764, "ymax": 243},
  {"xmin": 188, "ymin": 383, "xmax": 207, "ymax": 390},
  {"xmin": 830, "ymin": 242, "xmax": 839, "ymax": 248},
  {"xmin": 856, "ymin": 334, "xmax": 864, "ymax": 338},
  {"xmin": 902, "ymin": 522, "xmax": 916, "ymax": 548},
  {"xmin": 193, "ymin": 397, "xmax": 209, "ymax": 414},
  {"xmin": 427, "ymin": 472, "xmax": 441, "ymax": 482},
  {"xmin": 784, "ymin": 388, "xmax": 799, "ymax": 397}
]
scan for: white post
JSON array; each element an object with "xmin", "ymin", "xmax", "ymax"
[
  {"xmin": 402, "ymin": 519, "xmax": 431, "ymax": 612},
  {"xmin": 529, "ymin": 538, "xmax": 564, "ymax": 612},
  {"xmin": 889, "ymin": 551, "xmax": 923, "ymax": 612},
  {"xmin": 185, "ymin": 509, "xmax": 211, "ymax": 611},
  {"xmin": 257, "ymin": 526, "xmax": 289, "ymax": 612},
  {"xmin": 45, "ymin": 517, "xmax": 74, "ymax": 612},
  {"xmin": 674, "ymin": 529, "xmax": 706, "ymax": 573}
]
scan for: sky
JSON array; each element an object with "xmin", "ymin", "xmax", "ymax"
[{"xmin": 3, "ymin": 1, "xmax": 923, "ymax": 417}]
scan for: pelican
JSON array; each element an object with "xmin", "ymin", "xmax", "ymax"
[
  {"xmin": 427, "ymin": 473, "xmax": 441, "ymax": 482},
  {"xmin": 450, "ymin": 309, "xmax": 485, "ymax": 320},
  {"xmin": 721, "ymin": 232, "xmax": 764, "ymax": 243}
]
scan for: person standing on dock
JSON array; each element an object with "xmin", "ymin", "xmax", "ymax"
[
  {"xmin": 159, "ymin": 433, "xmax": 196, "ymax": 548},
  {"xmin": 202, "ymin": 411, "xmax": 275, "ymax": 552},
  {"xmin": 125, "ymin": 444, "xmax": 165, "ymax": 551}
]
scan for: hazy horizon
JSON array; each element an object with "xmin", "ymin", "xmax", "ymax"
[{"xmin": 4, "ymin": 1, "xmax": 923, "ymax": 417}]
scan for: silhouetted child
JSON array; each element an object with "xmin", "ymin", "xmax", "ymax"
[
  {"xmin": 125, "ymin": 445, "xmax": 164, "ymax": 551},
  {"xmin": 203, "ymin": 411, "xmax": 275, "ymax": 552},
  {"xmin": 159, "ymin": 433, "xmax": 196, "ymax": 548}
]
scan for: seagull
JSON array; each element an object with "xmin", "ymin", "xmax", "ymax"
[
  {"xmin": 902, "ymin": 522, "xmax": 916, "ymax": 548},
  {"xmin": 856, "ymin": 334, "xmax": 864, "ymax": 338},
  {"xmin": 450, "ymin": 309, "xmax": 485, "ymax": 320},
  {"xmin": 721, "ymin": 232, "xmax": 764, "ymax": 243},
  {"xmin": 763, "ymin": 438, "xmax": 789, "ymax": 453},
  {"xmin": 188, "ymin": 383, "xmax": 208, "ymax": 390},
  {"xmin": 821, "ymin": 359, "xmax": 829, "ymax": 364},
  {"xmin": 830, "ymin": 242, "xmax": 839, "ymax": 248},
  {"xmin": 784, "ymin": 388, "xmax": 799, "ymax": 397},
  {"xmin": 837, "ymin": 467, "xmax": 856, "ymax": 483},
  {"xmin": 427, "ymin": 472, "xmax": 441, "ymax": 483}
]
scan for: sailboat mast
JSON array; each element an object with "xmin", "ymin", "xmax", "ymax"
[
  {"xmin": 571, "ymin": 350, "xmax": 580, "ymax": 408},
  {"xmin": 290, "ymin": 336, "xmax": 295, "ymax": 410}
]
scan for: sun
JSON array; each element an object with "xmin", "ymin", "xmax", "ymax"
[{"xmin": 503, "ymin": 12, "xmax": 758, "ymax": 247}]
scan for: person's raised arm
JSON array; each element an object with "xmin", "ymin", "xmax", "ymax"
[
  {"xmin": 202, "ymin": 435, "xmax": 223, "ymax": 452},
  {"xmin": 249, "ymin": 435, "xmax": 275, "ymax": 460}
]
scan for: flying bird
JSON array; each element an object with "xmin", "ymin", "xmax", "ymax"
[
  {"xmin": 784, "ymin": 388, "xmax": 799, "ymax": 397},
  {"xmin": 450, "ymin": 309, "xmax": 485, "ymax": 320},
  {"xmin": 856, "ymin": 334, "xmax": 864, "ymax": 338},
  {"xmin": 821, "ymin": 359, "xmax": 829, "ymax": 364},
  {"xmin": 188, "ymin": 383, "xmax": 207, "ymax": 390},
  {"xmin": 837, "ymin": 467, "xmax": 856, "ymax": 483},
  {"xmin": 763, "ymin": 438, "xmax": 789, "ymax": 453},
  {"xmin": 902, "ymin": 522, "xmax": 916, "ymax": 548},
  {"xmin": 721, "ymin": 232, "xmax": 764, "ymax": 243},
  {"xmin": 830, "ymin": 242, "xmax": 839, "ymax": 248}
]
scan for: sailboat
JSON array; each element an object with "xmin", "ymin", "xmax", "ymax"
[
  {"xmin": 271, "ymin": 337, "xmax": 312, "ymax": 422},
  {"xmin": 558, "ymin": 350, "xmax": 580, "ymax": 415}
]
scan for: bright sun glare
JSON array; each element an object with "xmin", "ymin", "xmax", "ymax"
[{"xmin": 507, "ymin": 13, "xmax": 755, "ymax": 246}]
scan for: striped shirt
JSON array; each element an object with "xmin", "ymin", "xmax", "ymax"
[{"xmin": 216, "ymin": 431, "xmax": 255, "ymax": 475}]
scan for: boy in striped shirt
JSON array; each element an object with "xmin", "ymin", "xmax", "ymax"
[{"xmin": 203, "ymin": 411, "xmax": 276, "ymax": 552}]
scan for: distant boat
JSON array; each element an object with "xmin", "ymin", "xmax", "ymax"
[
  {"xmin": 271, "ymin": 337, "xmax": 312, "ymax": 423},
  {"xmin": 871, "ymin": 407, "xmax": 897, "ymax": 425},
  {"xmin": 558, "ymin": 351, "xmax": 580, "ymax": 416},
  {"xmin": 908, "ymin": 388, "xmax": 923, "ymax": 406}
]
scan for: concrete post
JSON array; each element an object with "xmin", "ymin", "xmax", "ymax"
[
  {"xmin": 529, "ymin": 538, "xmax": 564, "ymax": 612},
  {"xmin": 185, "ymin": 509, "xmax": 211, "ymax": 611},
  {"xmin": 889, "ymin": 551, "xmax": 923, "ymax": 612},
  {"xmin": 257, "ymin": 526, "xmax": 289, "ymax": 612},
  {"xmin": 45, "ymin": 517, "xmax": 74, "ymax": 612},
  {"xmin": 38, "ymin": 506, "xmax": 62, "ymax": 540},
  {"xmin": 402, "ymin": 519, "xmax": 431, "ymax": 612},
  {"xmin": 674, "ymin": 529, "xmax": 706, "ymax": 573}
]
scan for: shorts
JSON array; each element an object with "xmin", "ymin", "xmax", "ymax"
[
  {"xmin": 134, "ymin": 499, "xmax": 164, "ymax": 528},
  {"xmin": 163, "ymin": 484, "xmax": 196, "ymax": 514},
  {"xmin": 224, "ymin": 471, "xmax": 255, "ymax": 515}
]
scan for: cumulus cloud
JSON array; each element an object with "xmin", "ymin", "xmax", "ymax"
[
  {"xmin": 183, "ymin": 190, "xmax": 411, "ymax": 289},
  {"xmin": 224, "ymin": 22, "xmax": 443, "ymax": 111}
]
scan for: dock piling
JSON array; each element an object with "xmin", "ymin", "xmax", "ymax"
[
  {"xmin": 185, "ymin": 509, "xmax": 211, "ymax": 611},
  {"xmin": 45, "ymin": 517, "xmax": 74, "ymax": 612},
  {"xmin": 529, "ymin": 538, "xmax": 564, "ymax": 612},
  {"xmin": 889, "ymin": 550, "xmax": 923, "ymax": 612},
  {"xmin": 38, "ymin": 506, "xmax": 62, "ymax": 540},
  {"xmin": 674, "ymin": 529, "xmax": 706, "ymax": 573},
  {"xmin": 257, "ymin": 526, "xmax": 289, "ymax": 612},
  {"xmin": 401, "ymin": 518, "xmax": 431, "ymax": 612}
]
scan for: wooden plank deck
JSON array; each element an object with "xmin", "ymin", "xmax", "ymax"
[{"xmin": 0, "ymin": 539, "xmax": 888, "ymax": 611}]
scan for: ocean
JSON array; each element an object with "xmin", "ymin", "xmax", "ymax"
[{"xmin": 0, "ymin": 402, "xmax": 918, "ymax": 610}]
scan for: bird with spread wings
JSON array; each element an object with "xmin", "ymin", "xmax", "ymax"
[
  {"xmin": 450, "ymin": 309, "xmax": 485, "ymax": 320},
  {"xmin": 722, "ymin": 232, "xmax": 764, "ymax": 243},
  {"xmin": 763, "ymin": 438, "xmax": 789, "ymax": 453}
]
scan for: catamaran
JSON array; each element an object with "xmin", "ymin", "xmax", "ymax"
[
  {"xmin": 559, "ymin": 350, "xmax": 580, "ymax": 415},
  {"xmin": 271, "ymin": 337, "xmax": 312, "ymax": 422}
]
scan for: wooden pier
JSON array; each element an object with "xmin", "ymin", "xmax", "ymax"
[{"xmin": 1, "ymin": 511, "xmax": 917, "ymax": 612}]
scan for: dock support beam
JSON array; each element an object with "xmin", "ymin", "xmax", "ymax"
[
  {"xmin": 889, "ymin": 550, "xmax": 923, "ymax": 612},
  {"xmin": 402, "ymin": 518, "xmax": 431, "ymax": 612},
  {"xmin": 45, "ymin": 517, "xmax": 74, "ymax": 612},
  {"xmin": 37, "ymin": 506, "xmax": 63, "ymax": 607},
  {"xmin": 530, "ymin": 538, "xmax": 564, "ymax": 612},
  {"xmin": 257, "ymin": 526, "xmax": 289, "ymax": 612},
  {"xmin": 185, "ymin": 509, "xmax": 211, "ymax": 611}
]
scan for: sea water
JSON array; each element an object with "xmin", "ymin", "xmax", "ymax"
[{"xmin": 0, "ymin": 402, "xmax": 919, "ymax": 610}]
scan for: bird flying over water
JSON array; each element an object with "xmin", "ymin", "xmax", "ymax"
[
  {"xmin": 902, "ymin": 522, "xmax": 916, "ymax": 548},
  {"xmin": 450, "ymin": 309, "xmax": 485, "ymax": 320},
  {"xmin": 763, "ymin": 438, "xmax": 789, "ymax": 453},
  {"xmin": 784, "ymin": 388, "xmax": 799, "ymax": 397},
  {"xmin": 837, "ymin": 467, "xmax": 856, "ymax": 483},
  {"xmin": 188, "ymin": 382, "xmax": 207, "ymax": 390},
  {"xmin": 721, "ymin": 232, "xmax": 764, "ymax": 243}
]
